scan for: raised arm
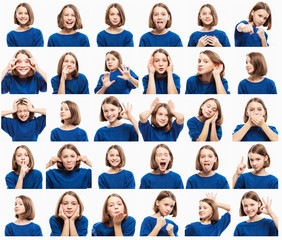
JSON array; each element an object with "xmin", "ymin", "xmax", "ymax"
[
  {"xmin": 46, "ymin": 156, "xmax": 60, "ymax": 169},
  {"xmin": 139, "ymin": 98, "xmax": 159, "ymax": 123},
  {"xmin": 118, "ymin": 65, "xmax": 139, "ymax": 88},
  {"xmin": 206, "ymin": 193, "xmax": 230, "ymax": 213},
  {"xmin": 166, "ymin": 57, "xmax": 178, "ymax": 94},
  {"xmin": 1, "ymin": 58, "xmax": 17, "ymax": 82},
  {"xmin": 213, "ymin": 64, "xmax": 227, "ymax": 94},
  {"xmin": 1, "ymin": 99, "xmax": 18, "ymax": 117},
  {"xmin": 15, "ymin": 164, "xmax": 30, "ymax": 189},
  {"xmin": 25, "ymin": 98, "xmax": 46, "ymax": 115},
  {"xmin": 237, "ymin": 23, "xmax": 254, "ymax": 34},
  {"xmin": 232, "ymin": 120, "xmax": 253, "ymax": 141},
  {"xmin": 28, "ymin": 57, "xmax": 47, "ymax": 83},
  {"xmin": 232, "ymin": 157, "xmax": 246, "ymax": 188},
  {"xmin": 146, "ymin": 56, "xmax": 156, "ymax": 94},
  {"xmin": 96, "ymin": 73, "xmax": 115, "ymax": 94},
  {"xmin": 113, "ymin": 213, "xmax": 127, "ymax": 236},
  {"xmin": 121, "ymin": 102, "xmax": 139, "ymax": 134},
  {"xmin": 168, "ymin": 100, "xmax": 184, "ymax": 125},
  {"xmin": 261, "ymin": 197, "xmax": 278, "ymax": 230}
]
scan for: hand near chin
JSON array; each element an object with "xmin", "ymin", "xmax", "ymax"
[
  {"xmin": 70, "ymin": 205, "xmax": 80, "ymax": 221},
  {"xmin": 113, "ymin": 212, "xmax": 126, "ymax": 225},
  {"xmin": 250, "ymin": 114, "xmax": 265, "ymax": 127},
  {"xmin": 20, "ymin": 164, "xmax": 30, "ymax": 178},
  {"xmin": 59, "ymin": 204, "xmax": 68, "ymax": 221},
  {"xmin": 166, "ymin": 223, "xmax": 174, "ymax": 236},
  {"xmin": 156, "ymin": 217, "xmax": 166, "ymax": 229},
  {"xmin": 62, "ymin": 66, "xmax": 69, "ymax": 80}
]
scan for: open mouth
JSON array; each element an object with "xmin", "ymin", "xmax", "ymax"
[{"xmin": 157, "ymin": 21, "xmax": 163, "ymax": 29}]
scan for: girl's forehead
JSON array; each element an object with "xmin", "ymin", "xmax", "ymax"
[
  {"xmin": 156, "ymin": 147, "xmax": 169, "ymax": 154},
  {"xmin": 248, "ymin": 101, "xmax": 263, "ymax": 108},
  {"xmin": 61, "ymin": 102, "xmax": 69, "ymax": 108},
  {"xmin": 157, "ymin": 106, "xmax": 168, "ymax": 113},
  {"xmin": 17, "ymin": 104, "xmax": 28, "ymax": 110},
  {"xmin": 201, "ymin": 6, "xmax": 211, "ymax": 13},
  {"xmin": 154, "ymin": 52, "xmax": 167, "ymax": 59},
  {"xmin": 108, "ymin": 196, "xmax": 122, "ymax": 204},
  {"xmin": 64, "ymin": 54, "xmax": 76, "ymax": 61},
  {"xmin": 254, "ymin": 9, "xmax": 269, "ymax": 17},
  {"xmin": 242, "ymin": 198, "xmax": 258, "ymax": 205},
  {"xmin": 63, "ymin": 7, "xmax": 75, "ymax": 15},
  {"xmin": 108, "ymin": 148, "xmax": 119, "ymax": 154},
  {"xmin": 62, "ymin": 194, "xmax": 78, "ymax": 202},
  {"xmin": 204, "ymin": 100, "xmax": 217, "ymax": 108},
  {"xmin": 16, "ymin": 53, "xmax": 28, "ymax": 60},
  {"xmin": 103, "ymin": 103, "xmax": 118, "ymax": 109},
  {"xmin": 160, "ymin": 197, "xmax": 175, "ymax": 205},
  {"xmin": 17, "ymin": 6, "xmax": 28, "ymax": 13},
  {"xmin": 109, "ymin": 7, "xmax": 119, "ymax": 14},
  {"xmin": 200, "ymin": 148, "xmax": 214, "ymax": 155},
  {"xmin": 153, "ymin": 6, "xmax": 168, "ymax": 14},
  {"xmin": 106, "ymin": 53, "xmax": 118, "ymax": 59},
  {"xmin": 62, "ymin": 148, "xmax": 76, "ymax": 155},
  {"xmin": 199, "ymin": 53, "xmax": 211, "ymax": 61},
  {"xmin": 199, "ymin": 201, "xmax": 211, "ymax": 208},
  {"xmin": 16, "ymin": 147, "xmax": 28, "ymax": 154}
]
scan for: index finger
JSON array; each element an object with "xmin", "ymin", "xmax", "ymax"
[{"xmin": 240, "ymin": 157, "xmax": 244, "ymax": 163}]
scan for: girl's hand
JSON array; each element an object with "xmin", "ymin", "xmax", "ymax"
[
  {"xmin": 250, "ymin": 114, "xmax": 265, "ymax": 127},
  {"xmin": 206, "ymin": 192, "xmax": 217, "ymax": 201},
  {"xmin": 117, "ymin": 65, "xmax": 131, "ymax": 81},
  {"xmin": 211, "ymin": 111, "xmax": 218, "ymax": 124},
  {"xmin": 246, "ymin": 114, "xmax": 255, "ymax": 127},
  {"xmin": 236, "ymin": 157, "xmax": 246, "ymax": 175},
  {"xmin": 22, "ymin": 98, "xmax": 34, "ymax": 112},
  {"xmin": 167, "ymin": 100, "xmax": 175, "ymax": 113},
  {"xmin": 197, "ymin": 35, "xmax": 209, "ymax": 47},
  {"xmin": 46, "ymin": 156, "xmax": 60, "ymax": 168},
  {"xmin": 7, "ymin": 58, "xmax": 17, "ymax": 72},
  {"xmin": 12, "ymin": 99, "xmax": 20, "ymax": 113},
  {"xmin": 58, "ymin": 204, "xmax": 68, "ymax": 220},
  {"xmin": 78, "ymin": 155, "xmax": 92, "ymax": 167},
  {"xmin": 212, "ymin": 64, "xmax": 223, "ymax": 77},
  {"xmin": 27, "ymin": 57, "xmax": 38, "ymax": 71},
  {"xmin": 166, "ymin": 223, "xmax": 174, "ymax": 236},
  {"xmin": 208, "ymin": 36, "xmax": 222, "ymax": 47},
  {"xmin": 70, "ymin": 205, "xmax": 80, "ymax": 221},
  {"xmin": 156, "ymin": 217, "xmax": 166, "ymax": 229},
  {"xmin": 102, "ymin": 73, "xmax": 115, "ymax": 88},
  {"xmin": 257, "ymin": 28, "xmax": 266, "ymax": 40},
  {"xmin": 113, "ymin": 212, "xmax": 126, "ymax": 225},
  {"xmin": 260, "ymin": 197, "xmax": 273, "ymax": 216},
  {"xmin": 120, "ymin": 102, "xmax": 133, "ymax": 121},
  {"xmin": 166, "ymin": 56, "xmax": 173, "ymax": 74},
  {"xmin": 147, "ymin": 56, "xmax": 155, "ymax": 74},
  {"xmin": 242, "ymin": 24, "xmax": 254, "ymax": 34},
  {"xmin": 62, "ymin": 66, "xmax": 69, "ymax": 80},
  {"xmin": 150, "ymin": 97, "xmax": 159, "ymax": 112},
  {"xmin": 19, "ymin": 164, "xmax": 30, "ymax": 178}
]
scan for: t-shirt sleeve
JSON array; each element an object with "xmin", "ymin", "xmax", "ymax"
[
  {"xmin": 139, "ymin": 176, "xmax": 148, "ymax": 189},
  {"xmin": 46, "ymin": 171, "xmax": 52, "ymax": 189},
  {"xmin": 94, "ymin": 75, "xmax": 104, "ymax": 94},
  {"xmin": 36, "ymin": 115, "xmax": 46, "ymax": 135},
  {"xmin": 233, "ymin": 124, "xmax": 243, "ymax": 134},
  {"xmin": 222, "ymin": 78, "xmax": 230, "ymax": 94},
  {"xmin": 173, "ymin": 74, "xmax": 181, "ymax": 94},
  {"xmin": 187, "ymin": 118, "xmax": 199, "ymax": 141},
  {"xmin": 47, "ymin": 35, "xmax": 55, "ymax": 47},
  {"xmin": 173, "ymin": 222, "xmax": 178, "ymax": 236},
  {"xmin": 76, "ymin": 217, "xmax": 88, "ymax": 236},
  {"xmin": 5, "ymin": 173, "xmax": 16, "ymax": 189},
  {"xmin": 80, "ymin": 129, "xmax": 89, "ymax": 141},
  {"xmin": 234, "ymin": 174, "xmax": 245, "ymax": 189},
  {"xmin": 5, "ymin": 224, "xmax": 12, "ymax": 236},
  {"xmin": 1, "ymin": 74, "xmax": 11, "ymax": 94},
  {"xmin": 185, "ymin": 177, "xmax": 193, "ymax": 189},
  {"xmin": 217, "ymin": 212, "xmax": 231, "ymax": 234},
  {"xmin": 36, "ymin": 72, "xmax": 47, "ymax": 92},
  {"xmin": 138, "ymin": 120, "xmax": 151, "ymax": 141},
  {"xmin": 91, "ymin": 223, "xmax": 99, "ymax": 236},
  {"xmin": 50, "ymin": 217, "xmax": 61, "ymax": 236},
  {"xmin": 142, "ymin": 75, "xmax": 149, "ymax": 94},
  {"xmin": 187, "ymin": 33, "xmax": 197, "ymax": 47},
  {"xmin": 1, "ymin": 117, "xmax": 14, "ymax": 137},
  {"xmin": 222, "ymin": 177, "xmax": 230, "ymax": 189},
  {"xmin": 98, "ymin": 174, "xmax": 107, "ymax": 189},
  {"xmin": 124, "ymin": 32, "xmax": 134, "ymax": 47},
  {"xmin": 79, "ymin": 74, "xmax": 89, "ymax": 94},
  {"xmin": 7, "ymin": 32, "xmax": 14, "ymax": 47},
  {"xmin": 171, "ymin": 120, "xmax": 184, "ymax": 140},
  {"xmin": 33, "ymin": 224, "xmax": 43, "ymax": 236},
  {"xmin": 270, "ymin": 176, "xmax": 278, "ymax": 189},
  {"xmin": 81, "ymin": 35, "xmax": 90, "ymax": 47},
  {"xmin": 33, "ymin": 29, "xmax": 44, "ymax": 47},
  {"xmin": 221, "ymin": 32, "xmax": 231, "ymax": 47},
  {"xmin": 217, "ymin": 126, "xmax": 222, "ymax": 140},
  {"xmin": 139, "ymin": 35, "xmax": 146, "ymax": 47},
  {"xmin": 238, "ymin": 81, "xmax": 244, "ymax": 94},
  {"xmin": 185, "ymin": 77, "xmax": 194, "ymax": 94},
  {"xmin": 51, "ymin": 76, "xmax": 59, "ymax": 94},
  {"xmin": 233, "ymin": 225, "xmax": 240, "ymax": 236},
  {"xmin": 50, "ymin": 129, "xmax": 57, "ymax": 141},
  {"xmin": 125, "ymin": 171, "xmax": 136, "ymax": 189},
  {"xmin": 270, "ymin": 220, "xmax": 278, "ymax": 236},
  {"xmin": 123, "ymin": 217, "xmax": 136, "ymax": 236},
  {"xmin": 140, "ymin": 218, "xmax": 152, "ymax": 236},
  {"xmin": 33, "ymin": 171, "xmax": 43, "ymax": 189},
  {"xmin": 129, "ymin": 125, "xmax": 138, "ymax": 141},
  {"xmin": 269, "ymin": 126, "xmax": 278, "ymax": 134},
  {"xmin": 176, "ymin": 175, "xmax": 184, "ymax": 189},
  {"xmin": 97, "ymin": 32, "xmax": 105, "ymax": 47},
  {"xmin": 185, "ymin": 224, "xmax": 194, "ymax": 236}
]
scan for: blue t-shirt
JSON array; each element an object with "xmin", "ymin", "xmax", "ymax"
[
  {"xmin": 92, "ymin": 216, "xmax": 136, "ymax": 236},
  {"xmin": 98, "ymin": 169, "xmax": 135, "ymax": 189},
  {"xmin": 94, "ymin": 123, "xmax": 138, "ymax": 142},
  {"xmin": 235, "ymin": 20, "xmax": 269, "ymax": 47},
  {"xmin": 234, "ymin": 218, "xmax": 278, "ymax": 236},
  {"xmin": 188, "ymin": 29, "xmax": 230, "ymax": 47},
  {"xmin": 140, "ymin": 171, "xmax": 184, "ymax": 189},
  {"xmin": 2, "ymin": 72, "xmax": 47, "ymax": 94},
  {"xmin": 47, "ymin": 32, "xmax": 90, "ymax": 47},
  {"xmin": 5, "ymin": 169, "xmax": 42, "ymax": 189},
  {"xmin": 233, "ymin": 124, "xmax": 278, "ymax": 141},
  {"xmin": 187, "ymin": 116, "xmax": 222, "ymax": 141},
  {"xmin": 140, "ymin": 216, "xmax": 178, "ymax": 236},
  {"xmin": 1, "ymin": 115, "xmax": 46, "ymax": 141},
  {"xmin": 5, "ymin": 222, "xmax": 42, "ymax": 236},
  {"xmin": 238, "ymin": 78, "xmax": 277, "ymax": 94},
  {"xmin": 139, "ymin": 120, "xmax": 183, "ymax": 142},
  {"xmin": 142, "ymin": 73, "xmax": 181, "ymax": 94},
  {"xmin": 234, "ymin": 172, "xmax": 278, "ymax": 189},
  {"xmin": 94, "ymin": 69, "xmax": 138, "ymax": 94},
  {"xmin": 51, "ymin": 73, "xmax": 89, "ymax": 94},
  {"xmin": 7, "ymin": 27, "xmax": 44, "ymax": 47},
  {"xmin": 139, "ymin": 31, "xmax": 183, "ymax": 47},
  {"xmin": 185, "ymin": 75, "xmax": 230, "ymax": 94},
  {"xmin": 50, "ymin": 215, "xmax": 88, "ymax": 236},
  {"xmin": 46, "ymin": 168, "xmax": 92, "ymax": 189},
  {"xmin": 186, "ymin": 173, "xmax": 230, "ymax": 189},
  {"xmin": 185, "ymin": 212, "xmax": 230, "ymax": 236},
  {"xmin": 97, "ymin": 30, "xmax": 134, "ymax": 47},
  {"xmin": 50, "ymin": 127, "xmax": 88, "ymax": 141}
]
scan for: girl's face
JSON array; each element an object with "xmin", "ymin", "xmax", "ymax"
[
  {"xmin": 63, "ymin": 7, "xmax": 76, "ymax": 30},
  {"xmin": 199, "ymin": 201, "xmax": 213, "ymax": 220},
  {"xmin": 15, "ymin": 147, "xmax": 30, "ymax": 167},
  {"xmin": 61, "ymin": 149, "xmax": 78, "ymax": 171},
  {"xmin": 155, "ymin": 147, "xmax": 171, "ymax": 172},
  {"xmin": 156, "ymin": 197, "xmax": 175, "ymax": 217},
  {"xmin": 251, "ymin": 9, "xmax": 269, "ymax": 27},
  {"xmin": 14, "ymin": 197, "xmax": 25, "ymax": 216},
  {"xmin": 153, "ymin": 52, "xmax": 168, "ymax": 74},
  {"xmin": 16, "ymin": 6, "xmax": 29, "ymax": 26},
  {"xmin": 201, "ymin": 100, "xmax": 217, "ymax": 119},
  {"xmin": 199, "ymin": 7, "xmax": 213, "ymax": 26},
  {"xmin": 109, "ymin": 7, "xmax": 121, "ymax": 26},
  {"xmin": 60, "ymin": 103, "xmax": 71, "ymax": 121},
  {"xmin": 155, "ymin": 107, "xmax": 169, "ymax": 127},
  {"xmin": 107, "ymin": 196, "xmax": 124, "ymax": 218},
  {"xmin": 248, "ymin": 152, "xmax": 267, "ymax": 172},
  {"xmin": 106, "ymin": 53, "xmax": 119, "ymax": 72},
  {"xmin": 246, "ymin": 56, "xmax": 254, "ymax": 75},
  {"xmin": 62, "ymin": 54, "xmax": 77, "ymax": 73},
  {"xmin": 102, "ymin": 103, "xmax": 120, "ymax": 123},
  {"xmin": 15, "ymin": 53, "xmax": 31, "ymax": 77},
  {"xmin": 197, "ymin": 53, "xmax": 215, "ymax": 75},
  {"xmin": 242, "ymin": 198, "xmax": 260, "ymax": 218},
  {"xmin": 199, "ymin": 149, "xmax": 216, "ymax": 173},
  {"xmin": 61, "ymin": 194, "xmax": 79, "ymax": 218},
  {"xmin": 153, "ymin": 6, "xmax": 170, "ymax": 30},
  {"xmin": 16, "ymin": 104, "xmax": 30, "ymax": 122},
  {"xmin": 107, "ymin": 148, "xmax": 121, "ymax": 168},
  {"xmin": 247, "ymin": 102, "xmax": 265, "ymax": 119}
]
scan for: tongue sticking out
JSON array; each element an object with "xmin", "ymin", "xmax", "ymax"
[
  {"xmin": 203, "ymin": 164, "xmax": 210, "ymax": 172},
  {"xmin": 157, "ymin": 22, "xmax": 163, "ymax": 29}
]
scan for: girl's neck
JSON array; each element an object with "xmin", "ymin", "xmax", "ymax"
[
  {"xmin": 155, "ymin": 72, "xmax": 167, "ymax": 79},
  {"xmin": 107, "ymin": 167, "xmax": 122, "ymax": 174},
  {"xmin": 200, "ymin": 218, "xmax": 211, "ymax": 225},
  {"xmin": 252, "ymin": 168, "xmax": 268, "ymax": 176},
  {"xmin": 14, "ymin": 218, "xmax": 30, "ymax": 225},
  {"xmin": 152, "ymin": 169, "xmax": 169, "ymax": 175},
  {"xmin": 16, "ymin": 25, "xmax": 30, "ymax": 32},
  {"xmin": 247, "ymin": 75, "xmax": 264, "ymax": 83},
  {"xmin": 107, "ymin": 119, "xmax": 122, "ymax": 127},
  {"xmin": 198, "ymin": 170, "xmax": 214, "ymax": 177},
  {"xmin": 59, "ymin": 28, "xmax": 76, "ymax": 35},
  {"xmin": 247, "ymin": 214, "xmax": 262, "ymax": 223},
  {"xmin": 110, "ymin": 68, "xmax": 118, "ymax": 73},
  {"xmin": 61, "ymin": 123, "xmax": 76, "ymax": 130},
  {"xmin": 151, "ymin": 28, "xmax": 168, "ymax": 35},
  {"xmin": 152, "ymin": 212, "xmax": 162, "ymax": 218},
  {"xmin": 106, "ymin": 26, "xmax": 123, "ymax": 34},
  {"xmin": 199, "ymin": 73, "xmax": 213, "ymax": 83},
  {"xmin": 15, "ymin": 168, "xmax": 21, "ymax": 175},
  {"xmin": 201, "ymin": 25, "xmax": 214, "ymax": 32},
  {"xmin": 197, "ymin": 115, "xmax": 207, "ymax": 123}
]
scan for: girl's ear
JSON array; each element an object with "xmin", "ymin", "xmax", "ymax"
[
  {"xmin": 251, "ymin": 10, "xmax": 254, "ymax": 17},
  {"xmin": 156, "ymin": 200, "xmax": 159, "ymax": 207}
]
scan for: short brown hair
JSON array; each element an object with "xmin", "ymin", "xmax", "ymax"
[
  {"xmin": 199, "ymin": 198, "xmax": 219, "ymax": 223},
  {"xmin": 196, "ymin": 145, "xmax": 219, "ymax": 171},
  {"xmin": 14, "ymin": 2, "xmax": 34, "ymax": 25},
  {"xmin": 198, "ymin": 4, "xmax": 218, "ymax": 27},
  {"xmin": 99, "ymin": 96, "xmax": 123, "ymax": 122},
  {"xmin": 104, "ymin": 51, "xmax": 123, "ymax": 72},
  {"xmin": 102, "ymin": 193, "xmax": 128, "ymax": 224},
  {"xmin": 15, "ymin": 195, "xmax": 35, "ymax": 220},
  {"xmin": 57, "ymin": 52, "xmax": 79, "ymax": 78},
  {"xmin": 248, "ymin": 2, "xmax": 272, "ymax": 30},
  {"xmin": 151, "ymin": 103, "xmax": 173, "ymax": 132},
  {"xmin": 105, "ymin": 145, "xmax": 126, "ymax": 168},
  {"xmin": 240, "ymin": 191, "xmax": 262, "ymax": 216},
  {"xmin": 57, "ymin": 4, "xmax": 83, "ymax": 30},
  {"xmin": 105, "ymin": 3, "xmax": 126, "ymax": 27},
  {"xmin": 56, "ymin": 144, "xmax": 81, "ymax": 169},
  {"xmin": 11, "ymin": 49, "xmax": 35, "ymax": 77},
  {"xmin": 153, "ymin": 191, "xmax": 177, "ymax": 217},
  {"xmin": 149, "ymin": 3, "xmax": 172, "ymax": 29},
  {"xmin": 55, "ymin": 191, "xmax": 84, "ymax": 220},
  {"xmin": 198, "ymin": 98, "xmax": 223, "ymax": 126},
  {"xmin": 12, "ymin": 145, "xmax": 35, "ymax": 171},
  {"xmin": 247, "ymin": 144, "xmax": 270, "ymax": 169},
  {"xmin": 60, "ymin": 100, "xmax": 81, "ymax": 125},
  {"xmin": 150, "ymin": 144, "xmax": 173, "ymax": 170},
  {"xmin": 247, "ymin": 52, "xmax": 267, "ymax": 76},
  {"xmin": 12, "ymin": 98, "xmax": 35, "ymax": 120},
  {"xmin": 244, "ymin": 97, "xmax": 267, "ymax": 123}
]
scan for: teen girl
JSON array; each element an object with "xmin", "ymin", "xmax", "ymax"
[
  {"xmin": 97, "ymin": 3, "xmax": 134, "ymax": 47},
  {"xmin": 185, "ymin": 193, "xmax": 231, "ymax": 236},
  {"xmin": 5, "ymin": 195, "xmax": 42, "ymax": 236},
  {"xmin": 5, "ymin": 145, "xmax": 42, "ymax": 189},
  {"xmin": 188, "ymin": 4, "xmax": 230, "ymax": 47},
  {"xmin": 238, "ymin": 52, "xmax": 276, "ymax": 94},
  {"xmin": 139, "ymin": 3, "xmax": 182, "ymax": 47},
  {"xmin": 94, "ymin": 96, "xmax": 138, "ymax": 141},
  {"xmin": 50, "ymin": 100, "xmax": 88, "ymax": 141},
  {"xmin": 143, "ymin": 48, "xmax": 180, "ymax": 94},
  {"xmin": 1, "ymin": 49, "xmax": 47, "ymax": 94},
  {"xmin": 48, "ymin": 4, "xmax": 90, "ymax": 47},
  {"xmin": 94, "ymin": 50, "xmax": 138, "ymax": 94},
  {"xmin": 51, "ymin": 52, "xmax": 89, "ymax": 94},
  {"xmin": 1, "ymin": 98, "xmax": 46, "ymax": 141},
  {"xmin": 46, "ymin": 144, "xmax": 92, "ymax": 189},
  {"xmin": 234, "ymin": 191, "xmax": 278, "ymax": 236},
  {"xmin": 140, "ymin": 144, "xmax": 184, "ymax": 189},
  {"xmin": 188, "ymin": 98, "xmax": 223, "ymax": 141},
  {"xmin": 98, "ymin": 145, "xmax": 135, "ymax": 189},
  {"xmin": 233, "ymin": 144, "xmax": 278, "ymax": 189},
  {"xmin": 50, "ymin": 191, "xmax": 88, "ymax": 236},
  {"xmin": 139, "ymin": 98, "xmax": 184, "ymax": 141},
  {"xmin": 7, "ymin": 2, "xmax": 44, "ymax": 47},
  {"xmin": 92, "ymin": 193, "xmax": 136, "ymax": 236},
  {"xmin": 235, "ymin": 2, "xmax": 271, "ymax": 47},
  {"xmin": 186, "ymin": 145, "xmax": 229, "ymax": 189},
  {"xmin": 140, "ymin": 190, "xmax": 178, "ymax": 236},
  {"xmin": 232, "ymin": 97, "xmax": 278, "ymax": 141},
  {"xmin": 185, "ymin": 50, "xmax": 230, "ymax": 94}
]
